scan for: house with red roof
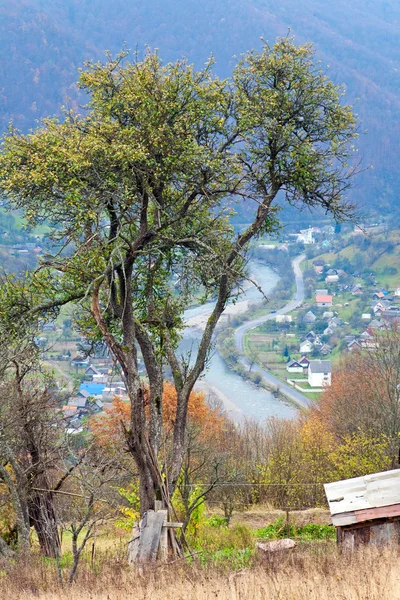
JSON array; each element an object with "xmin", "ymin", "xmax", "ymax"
[{"xmin": 316, "ymin": 294, "xmax": 333, "ymax": 307}]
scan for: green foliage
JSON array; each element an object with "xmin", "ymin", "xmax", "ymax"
[
  {"xmin": 256, "ymin": 517, "xmax": 335, "ymax": 540},
  {"xmin": 188, "ymin": 521, "xmax": 255, "ymax": 568},
  {"xmin": 206, "ymin": 515, "xmax": 229, "ymax": 528},
  {"xmin": 43, "ymin": 551, "xmax": 74, "ymax": 569},
  {"xmin": 200, "ymin": 547, "xmax": 254, "ymax": 569},
  {"xmin": 0, "ymin": 39, "xmax": 358, "ymax": 351},
  {"xmin": 173, "ymin": 484, "xmax": 207, "ymax": 538},
  {"xmin": 115, "ymin": 483, "xmax": 140, "ymax": 530}
]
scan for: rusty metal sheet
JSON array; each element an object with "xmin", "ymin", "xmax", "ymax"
[{"xmin": 331, "ymin": 512, "xmax": 357, "ymax": 526}]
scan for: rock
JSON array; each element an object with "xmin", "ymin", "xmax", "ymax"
[{"xmin": 256, "ymin": 539, "xmax": 296, "ymax": 553}]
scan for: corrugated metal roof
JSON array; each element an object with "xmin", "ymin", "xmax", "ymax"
[{"xmin": 324, "ymin": 469, "xmax": 400, "ymax": 517}]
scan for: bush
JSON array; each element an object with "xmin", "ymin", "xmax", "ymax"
[
  {"xmin": 206, "ymin": 516, "xmax": 229, "ymax": 528},
  {"xmin": 256, "ymin": 517, "xmax": 335, "ymax": 541},
  {"xmin": 250, "ymin": 372, "xmax": 262, "ymax": 385}
]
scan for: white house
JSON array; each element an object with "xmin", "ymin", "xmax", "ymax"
[
  {"xmin": 323, "ymin": 311, "xmax": 334, "ymax": 319},
  {"xmin": 316, "ymin": 294, "xmax": 333, "ymax": 307},
  {"xmin": 297, "ymin": 228, "xmax": 315, "ymax": 244},
  {"xmin": 325, "ymin": 275, "xmax": 339, "ymax": 284},
  {"xmin": 92, "ymin": 373, "xmax": 108, "ymax": 384},
  {"xmin": 395, "ymin": 287, "xmax": 400, "ymax": 297},
  {"xmin": 286, "ymin": 359, "xmax": 303, "ymax": 373},
  {"xmin": 308, "ymin": 360, "xmax": 332, "ymax": 387},
  {"xmin": 276, "ymin": 314, "xmax": 293, "ymax": 323},
  {"xmin": 313, "ymin": 336, "xmax": 323, "ymax": 348},
  {"xmin": 299, "ymin": 340, "xmax": 314, "ymax": 354}
]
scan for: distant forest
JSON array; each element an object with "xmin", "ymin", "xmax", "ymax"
[{"xmin": 1, "ymin": 0, "xmax": 399, "ymax": 215}]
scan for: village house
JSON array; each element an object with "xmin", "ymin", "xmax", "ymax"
[
  {"xmin": 71, "ymin": 356, "xmax": 90, "ymax": 368},
  {"xmin": 62, "ymin": 406, "xmax": 79, "ymax": 419},
  {"xmin": 325, "ymin": 469, "xmax": 400, "ymax": 550},
  {"xmin": 308, "ymin": 359, "xmax": 332, "ymax": 387},
  {"xmin": 329, "ymin": 317, "xmax": 342, "ymax": 328},
  {"xmin": 85, "ymin": 365, "xmax": 99, "ymax": 377},
  {"xmin": 286, "ymin": 359, "xmax": 304, "ymax": 373},
  {"xmin": 395, "ymin": 286, "xmax": 400, "ymax": 297},
  {"xmin": 92, "ymin": 373, "xmax": 109, "ymax": 384},
  {"xmin": 382, "ymin": 309, "xmax": 400, "ymax": 323},
  {"xmin": 68, "ymin": 396, "xmax": 88, "ymax": 409},
  {"xmin": 312, "ymin": 259, "xmax": 325, "ymax": 267},
  {"xmin": 369, "ymin": 318, "xmax": 384, "ymax": 330},
  {"xmin": 299, "ymin": 340, "xmax": 314, "ymax": 354},
  {"xmin": 325, "ymin": 274, "xmax": 339, "ymax": 284},
  {"xmin": 323, "ymin": 311, "xmax": 334, "ymax": 319},
  {"xmin": 347, "ymin": 339, "xmax": 361, "ymax": 352},
  {"xmin": 304, "ymin": 331, "xmax": 317, "ymax": 342},
  {"xmin": 359, "ymin": 331, "xmax": 377, "ymax": 348},
  {"xmin": 276, "ymin": 314, "xmax": 292, "ymax": 323},
  {"xmin": 298, "ymin": 356, "xmax": 310, "ymax": 368},
  {"xmin": 362, "ymin": 313, "xmax": 371, "ymax": 321},
  {"xmin": 297, "ymin": 228, "xmax": 315, "ymax": 244},
  {"xmin": 303, "ymin": 310, "xmax": 317, "ymax": 324},
  {"xmin": 352, "ymin": 285, "xmax": 363, "ymax": 296},
  {"xmin": 316, "ymin": 293, "xmax": 333, "ymax": 307},
  {"xmin": 319, "ymin": 344, "xmax": 332, "ymax": 356}
]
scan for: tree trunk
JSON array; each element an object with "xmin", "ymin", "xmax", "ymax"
[
  {"xmin": 127, "ymin": 424, "xmax": 161, "ymax": 515},
  {"xmin": 29, "ymin": 474, "xmax": 60, "ymax": 558},
  {"xmin": 0, "ymin": 535, "xmax": 15, "ymax": 559}
]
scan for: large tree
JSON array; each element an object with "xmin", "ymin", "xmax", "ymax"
[{"xmin": 0, "ymin": 38, "xmax": 358, "ymax": 513}]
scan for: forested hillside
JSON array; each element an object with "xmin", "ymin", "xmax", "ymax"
[{"xmin": 1, "ymin": 0, "xmax": 400, "ymax": 213}]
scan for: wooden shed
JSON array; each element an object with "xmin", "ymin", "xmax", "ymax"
[{"xmin": 324, "ymin": 469, "xmax": 400, "ymax": 550}]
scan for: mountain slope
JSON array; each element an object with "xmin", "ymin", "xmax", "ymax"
[{"xmin": 0, "ymin": 0, "xmax": 399, "ymax": 213}]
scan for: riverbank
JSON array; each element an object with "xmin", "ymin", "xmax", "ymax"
[
  {"xmin": 185, "ymin": 297, "xmax": 251, "ymax": 330},
  {"xmin": 194, "ymin": 380, "xmax": 244, "ymax": 421},
  {"xmin": 223, "ymin": 254, "xmax": 311, "ymax": 410},
  {"xmin": 182, "ymin": 261, "xmax": 296, "ymax": 421}
]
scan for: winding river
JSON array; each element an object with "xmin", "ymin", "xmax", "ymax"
[{"xmin": 181, "ymin": 261, "xmax": 297, "ymax": 422}]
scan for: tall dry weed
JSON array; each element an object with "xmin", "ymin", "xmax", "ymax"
[{"xmin": 2, "ymin": 545, "xmax": 400, "ymax": 599}]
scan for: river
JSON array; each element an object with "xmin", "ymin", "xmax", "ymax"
[{"xmin": 181, "ymin": 261, "xmax": 297, "ymax": 422}]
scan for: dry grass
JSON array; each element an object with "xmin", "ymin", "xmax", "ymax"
[
  {"xmin": 2, "ymin": 545, "xmax": 400, "ymax": 599},
  {"xmin": 231, "ymin": 506, "xmax": 331, "ymax": 529}
]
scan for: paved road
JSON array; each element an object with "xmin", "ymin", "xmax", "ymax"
[{"xmin": 234, "ymin": 254, "xmax": 312, "ymax": 410}]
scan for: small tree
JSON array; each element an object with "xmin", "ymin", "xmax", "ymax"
[{"xmin": 0, "ymin": 352, "xmax": 62, "ymax": 557}]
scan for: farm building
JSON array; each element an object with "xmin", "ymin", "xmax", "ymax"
[{"xmin": 325, "ymin": 469, "xmax": 400, "ymax": 550}]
